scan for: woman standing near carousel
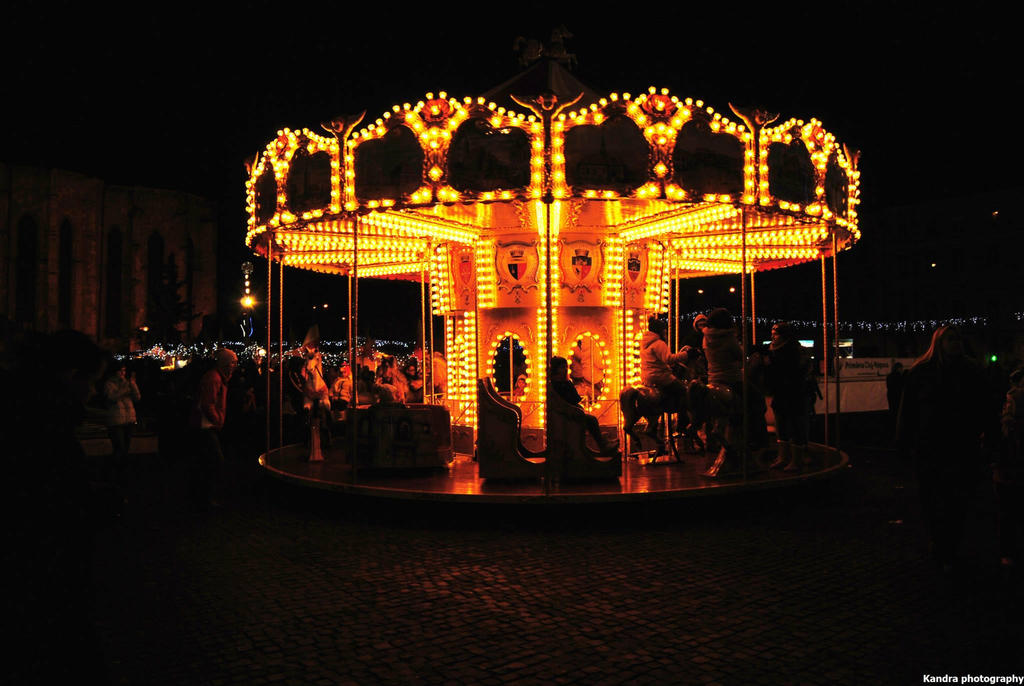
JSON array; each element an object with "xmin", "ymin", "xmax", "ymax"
[{"xmin": 766, "ymin": 322, "xmax": 812, "ymax": 472}]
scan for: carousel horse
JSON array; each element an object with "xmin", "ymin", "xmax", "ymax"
[
  {"xmin": 619, "ymin": 385, "xmax": 677, "ymax": 457},
  {"xmin": 687, "ymin": 379, "xmax": 743, "ymax": 476},
  {"xmin": 289, "ymin": 347, "xmax": 331, "ymax": 461},
  {"xmin": 619, "ymin": 346, "xmax": 704, "ymax": 459}
]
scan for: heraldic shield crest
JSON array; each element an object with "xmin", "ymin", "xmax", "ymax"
[
  {"xmin": 559, "ymin": 239, "xmax": 603, "ymax": 296},
  {"xmin": 573, "ymin": 250, "xmax": 591, "ymax": 280},
  {"xmin": 624, "ymin": 246, "xmax": 649, "ymax": 308},
  {"xmin": 495, "ymin": 241, "xmax": 539, "ymax": 303},
  {"xmin": 627, "ymin": 251, "xmax": 643, "ymax": 282}
]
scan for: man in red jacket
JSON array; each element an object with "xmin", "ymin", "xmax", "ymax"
[{"xmin": 189, "ymin": 349, "xmax": 237, "ymax": 508}]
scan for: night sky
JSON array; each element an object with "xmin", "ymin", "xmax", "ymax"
[{"xmin": 5, "ymin": 2, "xmax": 1020, "ymax": 340}]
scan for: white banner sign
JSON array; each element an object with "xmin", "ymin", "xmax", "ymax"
[{"xmin": 836, "ymin": 357, "xmax": 915, "ymax": 380}]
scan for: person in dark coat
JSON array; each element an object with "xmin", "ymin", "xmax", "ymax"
[
  {"xmin": 996, "ymin": 367, "xmax": 1024, "ymax": 569},
  {"xmin": 897, "ymin": 325, "xmax": 988, "ymax": 569},
  {"xmin": 4, "ymin": 329, "xmax": 112, "ymax": 683},
  {"xmin": 766, "ymin": 322, "xmax": 812, "ymax": 471}
]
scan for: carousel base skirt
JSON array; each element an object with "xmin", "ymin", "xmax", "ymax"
[{"xmin": 258, "ymin": 442, "xmax": 848, "ymax": 504}]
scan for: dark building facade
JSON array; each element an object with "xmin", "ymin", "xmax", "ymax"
[{"xmin": 1, "ymin": 163, "xmax": 218, "ymax": 348}]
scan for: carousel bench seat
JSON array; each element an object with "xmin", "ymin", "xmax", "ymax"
[
  {"xmin": 355, "ymin": 402, "xmax": 453, "ymax": 469},
  {"xmin": 546, "ymin": 391, "xmax": 621, "ymax": 480},
  {"xmin": 476, "ymin": 378, "xmax": 545, "ymax": 480}
]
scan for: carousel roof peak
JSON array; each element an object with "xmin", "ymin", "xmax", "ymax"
[
  {"xmin": 485, "ymin": 28, "xmax": 599, "ymax": 110},
  {"xmin": 484, "ymin": 58, "xmax": 600, "ymax": 113}
]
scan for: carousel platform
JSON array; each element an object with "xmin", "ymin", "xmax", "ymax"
[{"xmin": 258, "ymin": 442, "xmax": 848, "ymax": 505}]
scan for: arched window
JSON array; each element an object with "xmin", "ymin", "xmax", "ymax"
[
  {"xmin": 672, "ymin": 120, "xmax": 744, "ymax": 198},
  {"xmin": 185, "ymin": 236, "xmax": 195, "ymax": 331},
  {"xmin": 566, "ymin": 332, "xmax": 609, "ymax": 409},
  {"xmin": 448, "ymin": 118, "xmax": 531, "ymax": 193},
  {"xmin": 58, "ymin": 219, "xmax": 73, "ymax": 328},
  {"xmin": 488, "ymin": 334, "xmax": 529, "ymax": 400},
  {"xmin": 565, "ymin": 115, "xmax": 648, "ymax": 193},
  {"xmin": 105, "ymin": 227, "xmax": 123, "ymax": 338},
  {"xmin": 15, "ymin": 216, "xmax": 38, "ymax": 326},
  {"xmin": 147, "ymin": 232, "xmax": 165, "ymax": 324},
  {"xmin": 767, "ymin": 140, "xmax": 815, "ymax": 205},
  {"xmin": 286, "ymin": 148, "xmax": 332, "ymax": 213},
  {"xmin": 254, "ymin": 168, "xmax": 277, "ymax": 225},
  {"xmin": 354, "ymin": 126, "xmax": 424, "ymax": 202}
]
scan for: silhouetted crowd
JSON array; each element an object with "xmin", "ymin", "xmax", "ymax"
[{"xmin": 2, "ymin": 318, "xmax": 1023, "ymax": 682}]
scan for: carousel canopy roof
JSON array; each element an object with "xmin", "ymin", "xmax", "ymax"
[
  {"xmin": 245, "ymin": 60, "xmax": 860, "ymax": 281},
  {"xmin": 483, "ymin": 58, "xmax": 601, "ymax": 112}
]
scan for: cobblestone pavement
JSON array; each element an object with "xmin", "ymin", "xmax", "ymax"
[{"xmin": 89, "ymin": 440, "xmax": 1024, "ymax": 686}]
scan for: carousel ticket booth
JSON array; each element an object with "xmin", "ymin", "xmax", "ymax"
[{"xmin": 249, "ymin": 58, "xmax": 859, "ymax": 498}]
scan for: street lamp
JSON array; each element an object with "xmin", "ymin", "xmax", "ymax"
[{"xmin": 240, "ymin": 261, "xmax": 255, "ymax": 338}]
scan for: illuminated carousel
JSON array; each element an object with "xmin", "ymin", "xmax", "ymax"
[{"xmin": 250, "ymin": 55, "xmax": 856, "ymax": 502}]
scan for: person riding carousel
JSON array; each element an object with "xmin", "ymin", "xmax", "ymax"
[
  {"xmin": 698, "ymin": 308, "xmax": 742, "ymax": 391},
  {"xmin": 401, "ymin": 357, "xmax": 424, "ymax": 404},
  {"xmin": 625, "ymin": 317, "xmax": 693, "ymax": 455},
  {"xmin": 640, "ymin": 316, "xmax": 691, "ymax": 412},
  {"xmin": 550, "ymin": 356, "xmax": 620, "ymax": 457},
  {"xmin": 690, "ymin": 308, "xmax": 744, "ymax": 466},
  {"xmin": 374, "ymin": 355, "xmax": 408, "ymax": 404}
]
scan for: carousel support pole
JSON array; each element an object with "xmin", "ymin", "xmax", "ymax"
[
  {"xmin": 675, "ymin": 272, "xmax": 681, "ymax": 351},
  {"xmin": 278, "ymin": 253, "xmax": 284, "ymax": 459},
  {"xmin": 750, "ymin": 268, "xmax": 757, "ymax": 348},
  {"xmin": 740, "ymin": 208, "xmax": 749, "ymax": 480},
  {"xmin": 510, "ymin": 91, "xmax": 582, "ymax": 495},
  {"xmin": 668, "ymin": 273, "xmax": 674, "ymax": 357},
  {"xmin": 832, "ymin": 232, "xmax": 841, "ymax": 450},
  {"xmin": 821, "ymin": 252, "xmax": 830, "ymax": 447},
  {"xmin": 350, "ymin": 216, "xmax": 359, "ymax": 483},
  {"xmin": 543, "ymin": 199, "xmax": 554, "ymax": 495},
  {"xmin": 427, "ymin": 268, "xmax": 435, "ymax": 404},
  {"xmin": 420, "ymin": 259, "xmax": 427, "ymax": 402},
  {"xmin": 672, "ymin": 266, "xmax": 679, "ymax": 450},
  {"xmin": 347, "ymin": 269, "xmax": 354, "ymax": 410},
  {"xmin": 473, "ymin": 264, "xmax": 481, "ymax": 441},
  {"xmin": 266, "ymin": 241, "xmax": 272, "ymax": 463},
  {"xmin": 620, "ymin": 246, "xmax": 628, "ymax": 465}
]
